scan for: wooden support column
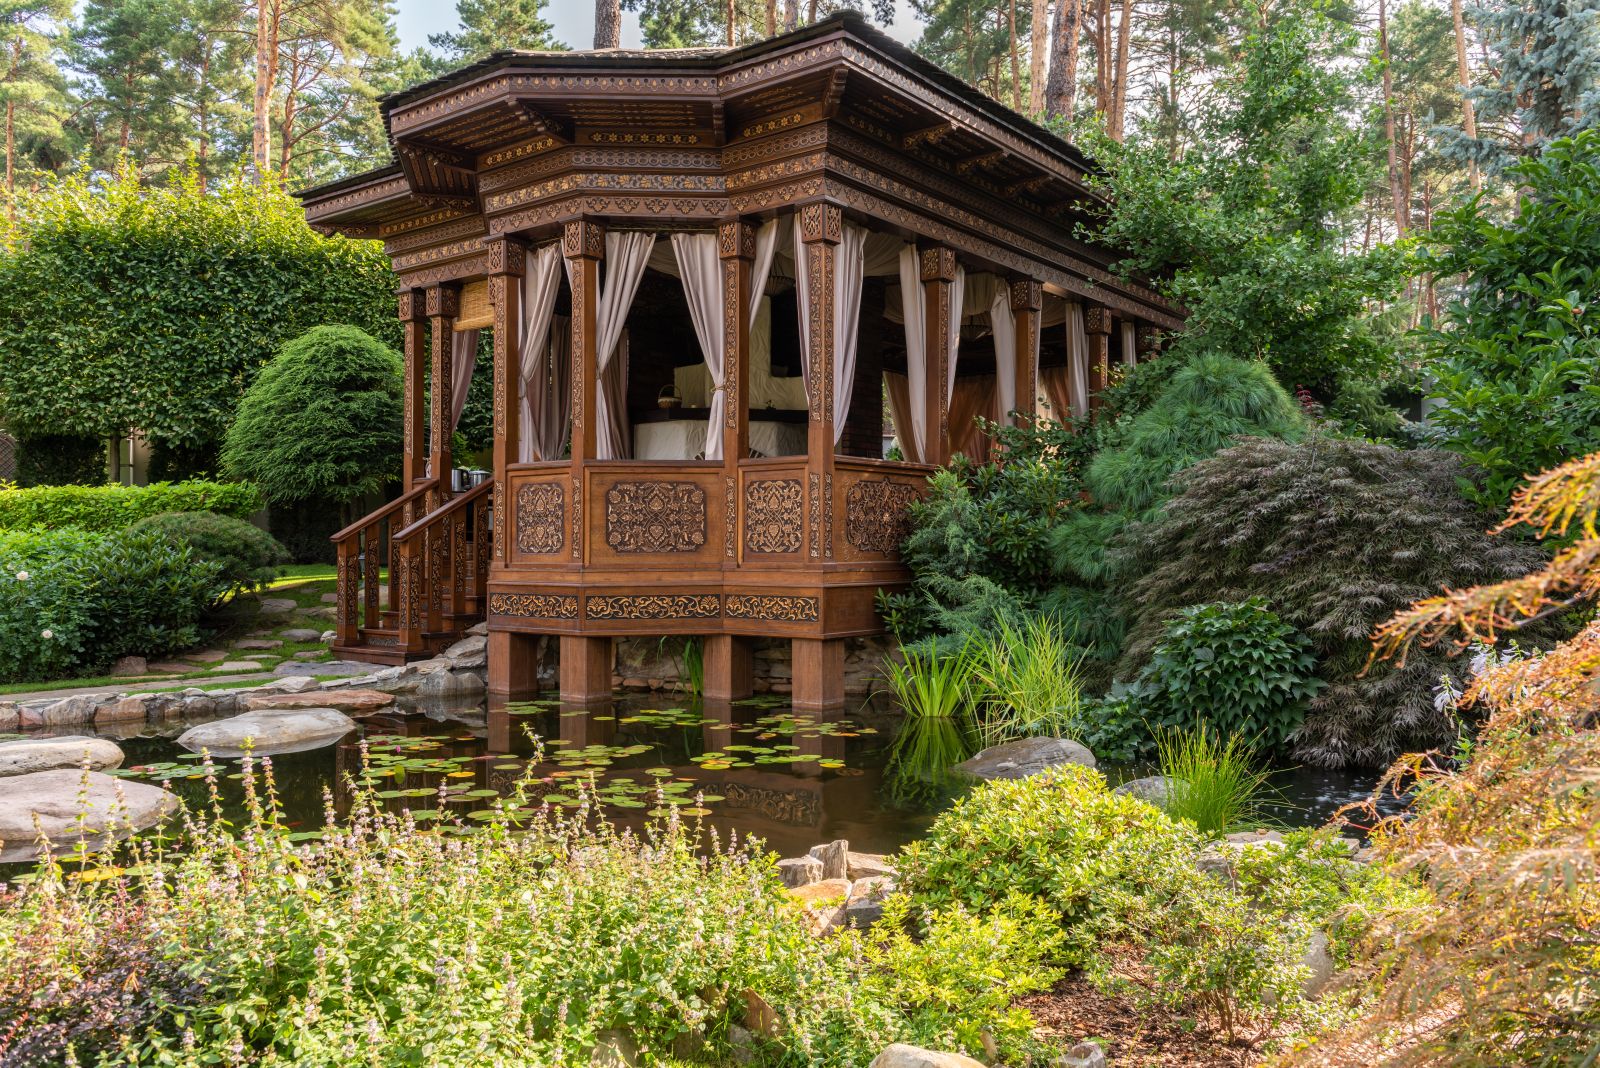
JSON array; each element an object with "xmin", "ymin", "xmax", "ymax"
[
  {"xmin": 399, "ymin": 289, "xmax": 428, "ymax": 519},
  {"xmin": 709, "ymin": 217, "xmax": 756, "ymax": 703},
  {"xmin": 1010, "ymin": 278, "xmax": 1042, "ymax": 426},
  {"xmin": 563, "ymin": 219, "xmax": 603, "ymax": 567},
  {"xmin": 1136, "ymin": 323, "xmax": 1163, "ymax": 363},
  {"xmin": 560, "ymin": 636, "xmax": 613, "ymax": 703},
  {"xmin": 792, "ymin": 637, "xmax": 846, "ymax": 710},
  {"xmin": 1084, "ymin": 304, "xmax": 1112, "ymax": 417},
  {"xmin": 425, "ymin": 283, "xmax": 461, "ymax": 511},
  {"xmin": 920, "ymin": 245, "xmax": 957, "ymax": 464}
]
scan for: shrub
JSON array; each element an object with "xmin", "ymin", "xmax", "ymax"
[
  {"xmin": 1421, "ymin": 131, "xmax": 1600, "ymax": 511},
  {"xmin": 220, "ymin": 325, "xmax": 403, "ymax": 515},
  {"xmin": 0, "ymin": 528, "xmax": 220, "ymax": 680},
  {"xmin": 0, "ymin": 480, "xmax": 263, "ymax": 532},
  {"xmin": 0, "ymin": 166, "xmax": 399, "ymax": 456},
  {"xmin": 13, "ymin": 433, "xmax": 105, "ymax": 487},
  {"xmin": 126, "ymin": 511, "xmax": 289, "ymax": 604},
  {"xmin": 1096, "ymin": 599, "xmax": 1323, "ymax": 757},
  {"xmin": 1116, "ymin": 436, "xmax": 1546, "ymax": 767}
]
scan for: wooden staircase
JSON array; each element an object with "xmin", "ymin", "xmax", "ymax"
[{"xmin": 330, "ymin": 477, "xmax": 493, "ymax": 665}]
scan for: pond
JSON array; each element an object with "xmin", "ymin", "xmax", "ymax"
[{"xmin": 10, "ymin": 694, "xmax": 1398, "ymax": 875}]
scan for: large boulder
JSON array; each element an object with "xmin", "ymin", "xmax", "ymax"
[
  {"xmin": 952, "ymin": 736, "xmax": 1096, "ymax": 781},
  {"xmin": 0, "ymin": 736, "xmax": 124, "ymax": 777},
  {"xmin": 0, "ymin": 769, "xmax": 178, "ymax": 863},
  {"xmin": 868, "ymin": 1045, "xmax": 986, "ymax": 1068},
  {"xmin": 19, "ymin": 694, "xmax": 100, "ymax": 729},
  {"xmin": 416, "ymin": 669, "xmax": 487, "ymax": 701},
  {"xmin": 244, "ymin": 689, "xmax": 394, "ymax": 714},
  {"xmin": 1113, "ymin": 774, "xmax": 1173, "ymax": 807},
  {"xmin": 177, "ymin": 708, "xmax": 356, "ymax": 757}
]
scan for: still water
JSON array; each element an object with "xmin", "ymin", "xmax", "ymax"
[{"xmin": 83, "ymin": 693, "xmax": 1395, "ymax": 861}]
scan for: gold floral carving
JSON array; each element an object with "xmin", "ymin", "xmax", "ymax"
[
  {"xmin": 515, "ymin": 483, "xmax": 565, "ymax": 554},
  {"xmin": 584, "ymin": 594, "xmax": 721, "ymax": 620},
  {"xmin": 489, "ymin": 592, "xmax": 578, "ymax": 619},
  {"xmin": 604, "ymin": 481, "xmax": 707, "ymax": 554},
  {"xmin": 743, "ymin": 479, "xmax": 803, "ymax": 554},
  {"xmin": 724, "ymin": 594, "xmax": 820, "ymax": 622},
  {"xmin": 845, "ymin": 479, "xmax": 919, "ymax": 554}
]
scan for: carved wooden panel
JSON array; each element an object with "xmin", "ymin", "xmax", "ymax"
[
  {"xmin": 489, "ymin": 592, "xmax": 579, "ymax": 619},
  {"xmin": 585, "ymin": 594, "xmax": 721, "ymax": 620},
  {"xmin": 515, "ymin": 482, "xmax": 565, "ymax": 554},
  {"xmin": 845, "ymin": 480, "xmax": 919, "ymax": 555},
  {"xmin": 744, "ymin": 479, "xmax": 803, "ymax": 554},
  {"xmin": 724, "ymin": 594, "xmax": 820, "ymax": 622},
  {"xmin": 604, "ymin": 481, "xmax": 707, "ymax": 553}
]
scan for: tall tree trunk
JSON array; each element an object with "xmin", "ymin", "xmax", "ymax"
[
  {"xmin": 1029, "ymin": 0, "xmax": 1048, "ymax": 113},
  {"xmin": 765, "ymin": 0, "xmax": 777, "ymax": 36},
  {"xmin": 1007, "ymin": 0, "xmax": 1022, "ymax": 110},
  {"xmin": 726, "ymin": 0, "xmax": 735, "ymax": 44},
  {"xmin": 784, "ymin": 0, "xmax": 798, "ymax": 30},
  {"xmin": 1450, "ymin": 0, "xmax": 1479, "ymax": 191},
  {"xmin": 1044, "ymin": 0, "xmax": 1079, "ymax": 119},
  {"xmin": 594, "ymin": 0, "xmax": 621, "ymax": 48},
  {"xmin": 1165, "ymin": 18, "xmax": 1180, "ymax": 159},
  {"xmin": 1378, "ymin": 0, "xmax": 1405, "ymax": 236},
  {"xmin": 1109, "ymin": 0, "xmax": 1131, "ymax": 139},
  {"xmin": 197, "ymin": 48, "xmax": 211, "ymax": 192},
  {"xmin": 5, "ymin": 38, "xmax": 16, "ymax": 218},
  {"xmin": 807, "ymin": 0, "xmax": 817, "ymax": 24},
  {"xmin": 1094, "ymin": 0, "xmax": 1111, "ymax": 121},
  {"xmin": 253, "ymin": 0, "xmax": 276, "ymax": 181}
]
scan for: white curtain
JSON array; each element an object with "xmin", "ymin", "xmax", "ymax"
[
  {"xmin": 519, "ymin": 243, "xmax": 565, "ymax": 461},
  {"xmin": 897, "ymin": 245, "xmax": 928, "ymax": 463},
  {"xmin": 1065, "ymin": 302, "xmax": 1090, "ymax": 419},
  {"xmin": 792, "ymin": 214, "xmax": 867, "ymax": 444},
  {"xmin": 565, "ymin": 231, "xmax": 655, "ymax": 459},
  {"xmin": 989, "ymin": 283, "xmax": 1017, "ymax": 424},
  {"xmin": 945, "ymin": 265, "xmax": 966, "ymax": 402},
  {"xmin": 1121, "ymin": 321, "xmax": 1138, "ymax": 368},
  {"xmin": 449, "ymin": 329, "xmax": 479, "ymax": 432}
]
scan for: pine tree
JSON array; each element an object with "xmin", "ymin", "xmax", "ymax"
[
  {"xmin": 430, "ymin": 0, "xmax": 562, "ymax": 60},
  {"xmin": 0, "ymin": 0, "xmax": 71, "ymax": 215},
  {"xmin": 68, "ymin": 0, "xmax": 189, "ymax": 174},
  {"xmin": 1444, "ymin": 0, "xmax": 1600, "ymax": 174},
  {"xmin": 168, "ymin": 0, "xmax": 254, "ymax": 188}
]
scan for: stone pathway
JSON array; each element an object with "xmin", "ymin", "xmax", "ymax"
[{"xmin": 1, "ymin": 672, "xmax": 280, "ymax": 705}]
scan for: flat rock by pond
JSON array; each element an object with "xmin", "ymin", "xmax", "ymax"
[
  {"xmin": 272, "ymin": 659, "xmax": 374, "ymax": 678},
  {"xmin": 869, "ymin": 1044, "xmax": 986, "ymax": 1068},
  {"xmin": 0, "ymin": 736, "xmax": 124, "ymax": 777},
  {"xmin": 952, "ymin": 736, "xmax": 1096, "ymax": 781},
  {"xmin": 244, "ymin": 689, "xmax": 394, "ymax": 713},
  {"xmin": 0, "ymin": 769, "xmax": 178, "ymax": 863},
  {"xmin": 177, "ymin": 708, "xmax": 356, "ymax": 757}
]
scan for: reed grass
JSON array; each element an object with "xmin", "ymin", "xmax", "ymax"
[
  {"xmin": 970, "ymin": 615, "xmax": 1086, "ymax": 746},
  {"xmin": 1155, "ymin": 725, "xmax": 1275, "ymax": 835},
  {"xmin": 882, "ymin": 639, "xmax": 979, "ymax": 720}
]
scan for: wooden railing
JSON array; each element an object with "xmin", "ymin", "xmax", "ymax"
[
  {"xmin": 390, "ymin": 478, "xmax": 493, "ymax": 654},
  {"xmin": 332, "ymin": 478, "xmax": 492, "ymax": 656}
]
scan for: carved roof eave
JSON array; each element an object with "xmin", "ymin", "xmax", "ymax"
[{"xmin": 300, "ymin": 165, "xmax": 413, "ymax": 229}]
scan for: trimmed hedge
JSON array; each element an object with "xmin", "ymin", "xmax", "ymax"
[{"xmin": 0, "ymin": 480, "xmax": 263, "ymax": 532}]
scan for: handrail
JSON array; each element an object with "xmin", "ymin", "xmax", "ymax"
[
  {"xmin": 392, "ymin": 477, "xmax": 493, "ymax": 543},
  {"xmin": 332, "ymin": 479, "xmax": 437, "ymax": 542}
]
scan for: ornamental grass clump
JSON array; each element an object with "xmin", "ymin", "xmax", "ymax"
[
  {"xmin": 969, "ymin": 615, "xmax": 1087, "ymax": 745},
  {"xmin": 1154, "ymin": 725, "xmax": 1275, "ymax": 836}
]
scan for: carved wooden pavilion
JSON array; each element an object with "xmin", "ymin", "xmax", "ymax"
[{"xmin": 299, "ymin": 12, "xmax": 1180, "ymax": 708}]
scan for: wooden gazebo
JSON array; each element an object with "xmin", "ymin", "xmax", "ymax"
[{"xmin": 299, "ymin": 12, "xmax": 1179, "ymax": 708}]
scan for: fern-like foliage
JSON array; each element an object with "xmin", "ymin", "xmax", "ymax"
[{"xmin": 1115, "ymin": 435, "xmax": 1547, "ymax": 767}]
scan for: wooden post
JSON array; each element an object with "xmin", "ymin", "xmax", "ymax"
[
  {"xmin": 560, "ymin": 636, "xmax": 613, "ymax": 702},
  {"xmin": 1010, "ymin": 278, "xmax": 1042, "ymax": 426},
  {"xmin": 920, "ymin": 245, "xmax": 957, "ymax": 463},
  {"xmin": 1084, "ymin": 304, "xmax": 1111, "ymax": 416},
  {"xmin": 399, "ymin": 289, "xmax": 428, "ymax": 521},
  {"xmin": 425, "ymin": 283, "xmax": 461, "ymax": 511},
  {"xmin": 792, "ymin": 637, "xmax": 845, "ymax": 710},
  {"xmin": 563, "ymin": 219, "xmax": 603, "ymax": 567},
  {"xmin": 704, "ymin": 635, "xmax": 753, "ymax": 702},
  {"xmin": 710, "ymin": 217, "xmax": 756, "ymax": 702},
  {"xmin": 487, "ymin": 236, "xmax": 524, "ymax": 569},
  {"xmin": 1136, "ymin": 323, "xmax": 1162, "ymax": 362}
]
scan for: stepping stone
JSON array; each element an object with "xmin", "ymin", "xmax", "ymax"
[
  {"xmin": 177, "ymin": 708, "xmax": 357, "ymax": 757},
  {"xmin": 0, "ymin": 770, "xmax": 178, "ymax": 864},
  {"xmin": 243, "ymin": 689, "xmax": 394, "ymax": 714},
  {"xmin": 0, "ymin": 736, "xmax": 124, "ymax": 777},
  {"xmin": 320, "ymin": 593, "xmax": 338, "ymax": 604},
  {"xmin": 257, "ymin": 597, "xmax": 298, "ymax": 616},
  {"xmin": 146, "ymin": 661, "xmax": 193, "ymax": 674},
  {"xmin": 214, "ymin": 661, "xmax": 264, "ymax": 672},
  {"xmin": 184, "ymin": 650, "xmax": 229, "ymax": 663},
  {"xmin": 234, "ymin": 639, "xmax": 283, "ymax": 650},
  {"xmin": 279, "ymin": 628, "xmax": 323, "ymax": 643},
  {"xmin": 110, "ymin": 655, "xmax": 147, "ymax": 677},
  {"xmin": 273, "ymin": 660, "xmax": 373, "ymax": 677}
]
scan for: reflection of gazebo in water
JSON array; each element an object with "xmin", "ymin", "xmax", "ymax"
[{"xmin": 299, "ymin": 12, "xmax": 1179, "ymax": 709}]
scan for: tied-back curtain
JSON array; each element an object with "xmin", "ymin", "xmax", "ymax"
[
  {"xmin": 521, "ymin": 316, "xmax": 569, "ymax": 461},
  {"xmin": 519, "ymin": 243, "xmax": 566, "ymax": 461},
  {"xmin": 945, "ymin": 264, "xmax": 967, "ymax": 402},
  {"xmin": 884, "ymin": 370, "xmax": 912, "ymax": 460},
  {"xmin": 896, "ymin": 245, "xmax": 928, "ymax": 463},
  {"xmin": 1121, "ymin": 321, "xmax": 1137, "ymax": 368},
  {"xmin": 1065, "ymin": 302, "xmax": 1090, "ymax": 419},
  {"xmin": 989, "ymin": 283, "xmax": 1017, "ymax": 424},
  {"xmin": 792, "ymin": 215, "xmax": 868, "ymax": 444},
  {"xmin": 949, "ymin": 375, "xmax": 996, "ymax": 461},
  {"xmin": 564, "ymin": 231, "xmax": 655, "ymax": 459},
  {"xmin": 449, "ymin": 329, "xmax": 480, "ymax": 433}
]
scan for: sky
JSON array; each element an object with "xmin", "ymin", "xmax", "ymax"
[{"xmin": 392, "ymin": 0, "xmax": 926, "ymax": 53}]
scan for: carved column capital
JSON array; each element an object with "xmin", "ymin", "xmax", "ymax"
[
  {"xmin": 562, "ymin": 218, "xmax": 605, "ymax": 260},
  {"xmin": 919, "ymin": 245, "xmax": 958, "ymax": 283},
  {"xmin": 718, "ymin": 217, "xmax": 757, "ymax": 261},
  {"xmin": 1083, "ymin": 304, "xmax": 1112, "ymax": 335},
  {"xmin": 1009, "ymin": 278, "xmax": 1043, "ymax": 312},
  {"xmin": 425, "ymin": 283, "xmax": 461, "ymax": 319},
  {"xmin": 398, "ymin": 288, "xmax": 427, "ymax": 322},
  {"xmin": 797, "ymin": 202, "xmax": 842, "ymax": 245},
  {"xmin": 484, "ymin": 236, "xmax": 526, "ymax": 276}
]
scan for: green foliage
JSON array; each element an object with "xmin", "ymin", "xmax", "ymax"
[
  {"xmin": 0, "ymin": 479, "xmax": 262, "ymax": 532},
  {"xmin": 1116, "ymin": 435, "xmax": 1547, "ymax": 766},
  {"xmin": 1084, "ymin": 0, "xmax": 1408, "ymax": 391},
  {"xmin": 427, "ymin": 0, "xmax": 562, "ymax": 60},
  {"xmin": 1113, "ymin": 599, "xmax": 1323, "ymax": 756},
  {"xmin": 883, "ymin": 640, "xmax": 978, "ymax": 720},
  {"xmin": 0, "ymin": 168, "xmax": 399, "ymax": 455},
  {"xmin": 0, "ymin": 527, "xmax": 220, "ymax": 681},
  {"xmin": 970, "ymin": 614, "xmax": 1086, "ymax": 745},
  {"xmin": 1422, "ymin": 131, "xmax": 1600, "ymax": 511},
  {"xmin": 1154, "ymin": 726, "xmax": 1274, "ymax": 835},
  {"xmin": 1050, "ymin": 353, "xmax": 1306, "ymax": 583},
  {"xmin": 220, "ymin": 325, "xmax": 403, "ymax": 508},
  {"xmin": 126, "ymin": 511, "xmax": 288, "ymax": 604},
  {"xmin": 13, "ymin": 433, "xmax": 105, "ymax": 487}
]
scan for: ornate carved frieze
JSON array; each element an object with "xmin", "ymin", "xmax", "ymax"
[
  {"xmin": 383, "ymin": 216, "xmax": 486, "ymax": 256},
  {"xmin": 845, "ymin": 479, "xmax": 919, "ymax": 554},
  {"xmin": 570, "ymin": 475, "xmax": 582, "ymax": 560},
  {"xmin": 495, "ymin": 193, "xmax": 735, "ymax": 236},
  {"xmin": 394, "ymin": 239, "xmax": 484, "ymax": 274},
  {"xmin": 743, "ymin": 479, "xmax": 803, "ymax": 554},
  {"xmin": 605, "ymin": 481, "xmax": 708, "ymax": 554},
  {"xmin": 479, "ymin": 135, "xmax": 561, "ymax": 169},
  {"xmin": 515, "ymin": 483, "xmax": 565, "ymax": 554},
  {"xmin": 586, "ymin": 130, "xmax": 704, "ymax": 145},
  {"xmin": 585, "ymin": 594, "xmax": 721, "ymax": 620},
  {"xmin": 489, "ymin": 592, "xmax": 579, "ymax": 619},
  {"xmin": 723, "ymin": 476, "xmax": 736, "ymax": 558},
  {"xmin": 398, "ymin": 255, "xmax": 488, "ymax": 289},
  {"xmin": 724, "ymin": 594, "xmax": 820, "ymax": 622},
  {"xmin": 380, "ymin": 208, "xmax": 473, "ymax": 239},
  {"xmin": 303, "ymin": 174, "xmax": 408, "ymax": 221},
  {"xmin": 807, "ymin": 472, "xmax": 822, "ymax": 559},
  {"xmin": 487, "ymin": 171, "xmax": 726, "ymax": 213},
  {"xmin": 740, "ymin": 111, "xmax": 805, "ymax": 138}
]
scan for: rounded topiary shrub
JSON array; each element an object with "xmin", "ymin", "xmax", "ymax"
[{"xmin": 126, "ymin": 511, "xmax": 288, "ymax": 605}]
